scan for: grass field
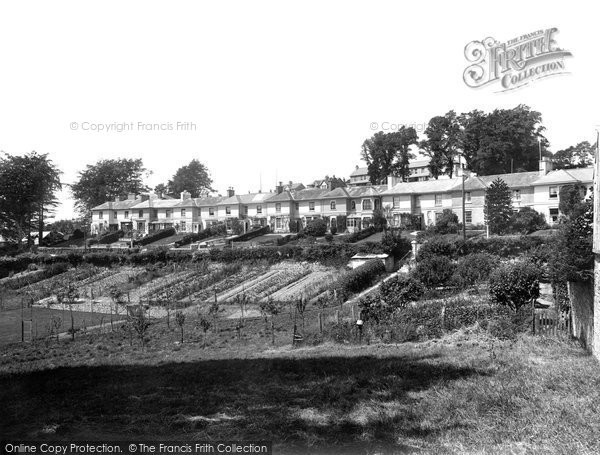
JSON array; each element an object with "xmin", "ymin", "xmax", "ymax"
[{"xmin": 1, "ymin": 310, "xmax": 599, "ymax": 454}]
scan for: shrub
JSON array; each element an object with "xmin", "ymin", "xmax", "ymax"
[
  {"xmin": 304, "ymin": 219, "xmax": 327, "ymax": 237},
  {"xmin": 417, "ymin": 236, "xmax": 461, "ymax": 260},
  {"xmin": 452, "ymin": 253, "xmax": 499, "ymax": 287},
  {"xmin": 372, "ymin": 208, "xmax": 387, "ymax": 232},
  {"xmin": 325, "ymin": 233, "xmax": 334, "ymax": 242},
  {"xmin": 425, "ymin": 209, "xmax": 459, "ymax": 236},
  {"xmin": 330, "ymin": 224, "xmax": 337, "ymax": 235},
  {"xmin": 489, "ymin": 260, "xmax": 541, "ymax": 311},
  {"xmin": 379, "ymin": 275, "xmax": 425, "ymax": 309},
  {"xmin": 411, "ymin": 255, "xmax": 455, "ymax": 288},
  {"xmin": 379, "ymin": 232, "xmax": 411, "ymax": 258},
  {"xmin": 510, "ymin": 207, "xmax": 548, "ymax": 234},
  {"xmin": 232, "ymin": 225, "xmax": 270, "ymax": 242}
]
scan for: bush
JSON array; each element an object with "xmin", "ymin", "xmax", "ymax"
[
  {"xmin": 425, "ymin": 209, "xmax": 459, "ymax": 236},
  {"xmin": 411, "ymin": 255, "xmax": 455, "ymax": 288},
  {"xmin": 452, "ymin": 253, "xmax": 499, "ymax": 287},
  {"xmin": 304, "ymin": 219, "xmax": 327, "ymax": 237},
  {"xmin": 232, "ymin": 225, "xmax": 270, "ymax": 242},
  {"xmin": 379, "ymin": 275, "xmax": 425, "ymax": 309},
  {"xmin": 489, "ymin": 260, "xmax": 541, "ymax": 311},
  {"xmin": 330, "ymin": 224, "xmax": 337, "ymax": 235},
  {"xmin": 380, "ymin": 232, "xmax": 411, "ymax": 258},
  {"xmin": 134, "ymin": 228, "xmax": 176, "ymax": 246},
  {"xmin": 510, "ymin": 207, "xmax": 548, "ymax": 234},
  {"xmin": 336, "ymin": 260, "xmax": 386, "ymax": 300}
]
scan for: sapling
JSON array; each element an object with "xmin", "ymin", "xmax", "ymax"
[
  {"xmin": 175, "ymin": 310, "xmax": 186, "ymax": 343},
  {"xmin": 198, "ymin": 316, "xmax": 211, "ymax": 348}
]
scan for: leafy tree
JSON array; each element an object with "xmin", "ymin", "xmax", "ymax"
[
  {"xmin": 484, "ymin": 178, "xmax": 513, "ymax": 234},
  {"xmin": 509, "ymin": 207, "xmax": 548, "ymax": 234},
  {"xmin": 361, "ymin": 128, "xmax": 418, "ymax": 184},
  {"xmin": 71, "ymin": 158, "xmax": 149, "ymax": 215},
  {"xmin": 372, "ymin": 208, "xmax": 387, "ymax": 232},
  {"xmin": 421, "ymin": 110, "xmax": 462, "ymax": 178},
  {"xmin": 0, "ymin": 152, "xmax": 62, "ymax": 246},
  {"xmin": 167, "ymin": 159, "xmax": 213, "ymax": 198},
  {"xmin": 489, "ymin": 260, "xmax": 541, "ymax": 311},
  {"xmin": 379, "ymin": 275, "xmax": 425, "ymax": 308},
  {"xmin": 552, "ymin": 141, "xmax": 596, "ymax": 169},
  {"xmin": 459, "ymin": 105, "xmax": 549, "ymax": 175},
  {"xmin": 154, "ymin": 183, "xmax": 168, "ymax": 196},
  {"xmin": 175, "ymin": 311, "xmax": 186, "ymax": 343},
  {"xmin": 428, "ymin": 209, "xmax": 459, "ymax": 235},
  {"xmin": 558, "ymin": 184, "xmax": 587, "ymax": 218}
]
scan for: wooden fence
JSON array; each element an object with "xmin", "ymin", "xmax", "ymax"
[{"xmin": 533, "ymin": 309, "xmax": 571, "ymax": 336}]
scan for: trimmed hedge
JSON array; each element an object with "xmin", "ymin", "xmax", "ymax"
[
  {"xmin": 174, "ymin": 224, "xmax": 226, "ymax": 248},
  {"xmin": 417, "ymin": 235, "xmax": 546, "ymax": 261},
  {"xmin": 134, "ymin": 228, "xmax": 176, "ymax": 246},
  {"xmin": 343, "ymin": 226, "xmax": 377, "ymax": 243},
  {"xmin": 232, "ymin": 225, "xmax": 270, "ymax": 242},
  {"xmin": 98, "ymin": 230, "xmax": 124, "ymax": 245}
]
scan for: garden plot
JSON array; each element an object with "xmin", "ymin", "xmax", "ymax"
[
  {"xmin": 268, "ymin": 266, "xmax": 339, "ymax": 301},
  {"xmin": 130, "ymin": 267, "xmax": 214, "ymax": 303},
  {"xmin": 215, "ymin": 262, "xmax": 314, "ymax": 303},
  {"xmin": 18, "ymin": 266, "xmax": 106, "ymax": 302},
  {"xmin": 75, "ymin": 267, "xmax": 139, "ymax": 299},
  {"xmin": 191, "ymin": 264, "xmax": 270, "ymax": 302}
]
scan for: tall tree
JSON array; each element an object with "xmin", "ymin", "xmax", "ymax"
[
  {"xmin": 71, "ymin": 158, "xmax": 150, "ymax": 215},
  {"xmin": 421, "ymin": 110, "xmax": 462, "ymax": 178},
  {"xmin": 361, "ymin": 127, "xmax": 418, "ymax": 184},
  {"xmin": 484, "ymin": 178, "xmax": 513, "ymax": 235},
  {"xmin": 167, "ymin": 159, "xmax": 213, "ymax": 198},
  {"xmin": 0, "ymin": 152, "xmax": 62, "ymax": 245},
  {"xmin": 552, "ymin": 141, "xmax": 596, "ymax": 169},
  {"xmin": 154, "ymin": 183, "xmax": 168, "ymax": 196},
  {"xmin": 459, "ymin": 105, "xmax": 549, "ymax": 175}
]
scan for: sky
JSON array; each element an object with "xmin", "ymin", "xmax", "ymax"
[{"xmin": 0, "ymin": 0, "xmax": 598, "ymax": 220}]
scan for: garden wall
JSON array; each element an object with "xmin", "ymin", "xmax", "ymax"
[
  {"xmin": 594, "ymin": 255, "xmax": 600, "ymax": 360},
  {"xmin": 569, "ymin": 279, "xmax": 594, "ymax": 352}
]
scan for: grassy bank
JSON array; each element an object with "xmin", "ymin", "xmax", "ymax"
[{"xmin": 1, "ymin": 317, "xmax": 599, "ymax": 454}]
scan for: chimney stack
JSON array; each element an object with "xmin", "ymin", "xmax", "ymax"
[
  {"xmin": 276, "ymin": 181, "xmax": 283, "ymax": 194},
  {"xmin": 227, "ymin": 187, "xmax": 235, "ymax": 197},
  {"xmin": 127, "ymin": 193, "xmax": 136, "ymax": 200},
  {"xmin": 539, "ymin": 157, "xmax": 553, "ymax": 176},
  {"xmin": 180, "ymin": 190, "xmax": 191, "ymax": 201}
]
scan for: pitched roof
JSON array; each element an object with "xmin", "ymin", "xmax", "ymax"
[
  {"xmin": 194, "ymin": 196, "xmax": 229, "ymax": 207},
  {"xmin": 382, "ymin": 178, "xmax": 462, "ymax": 195},
  {"xmin": 130, "ymin": 198, "xmax": 180, "ymax": 209},
  {"xmin": 322, "ymin": 187, "xmax": 350, "ymax": 199},
  {"xmin": 350, "ymin": 166, "xmax": 368, "ymax": 177},
  {"xmin": 408, "ymin": 159, "xmax": 431, "ymax": 168},
  {"xmin": 478, "ymin": 171, "xmax": 540, "ymax": 188},
  {"xmin": 348, "ymin": 186, "xmax": 386, "ymax": 197},
  {"xmin": 267, "ymin": 191, "xmax": 295, "ymax": 202},
  {"xmin": 91, "ymin": 198, "xmax": 145, "ymax": 211},
  {"xmin": 292, "ymin": 188, "xmax": 330, "ymax": 201},
  {"xmin": 535, "ymin": 167, "xmax": 594, "ymax": 185}
]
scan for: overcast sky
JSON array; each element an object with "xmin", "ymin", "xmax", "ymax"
[{"xmin": 0, "ymin": 1, "xmax": 598, "ymax": 220}]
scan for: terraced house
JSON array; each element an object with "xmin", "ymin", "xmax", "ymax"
[{"xmin": 90, "ymin": 158, "xmax": 593, "ymax": 236}]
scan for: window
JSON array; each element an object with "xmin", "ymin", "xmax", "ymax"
[
  {"xmin": 435, "ymin": 212, "xmax": 443, "ymax": 223},
  {"xmin": 276, "ymin": 217, "xmax": 282, "ymax": 229},
  {"xmin": 465, "ymin": 210, "xmax": 472, "ymax": 223},
  {"xmin": 138, "ymin": 210, "xmax": 143, "ymax": 218},
  {"xmin": 243, "ymin": 206, "xmax": 248, "ymax": 215},
  {"xmin": 549, "ymin": 186, "xmax": 558, "ymax": 198},
  {"xmin": 124, "ymin": 211, "xmax": 129, "ymax": 219},
  {"xmin": 309, "ymin": 201, "xmax": 315, "ymax": 211},
  {"xmin": 181, "ymin": 209, "xmax": 186, "ymax": 217},
  {"xmin": 256, "ymin": 205, "xmax": 262, "ymax": 214},
  {"xmin": 209, "ymin": 207, "xmax": 215, "ymax": 216},
  {"xmin": 549, "ymin": 208, "xmax": 559, "ymax": 223},
  {"xmin": 374, "ymin": 199, "xmax": 380, "ymax": 210},
  {"xmin": 181, "ymin": 221, "xmax": 186, "ymax": 231},
  {"xmin": 276, "ymin": 203, "xmax": 281, "ymax": 212},
  {"xmin": 351, "ymin": 201, "xmax": 356, "ymax": 210},
  {"xmin": 512, "ymin": 190, "xmax": 521, "ymax": 201},
  {"xmin": 330, "ymin": 201, "xmax": 336, "ymax": 210},
  {"xmin": 393, "ymin": 197, "xmax": 400, "ymax": 208},
  {"xmin": 362, "ymin": 199, "xmax": 372, "ymax": 210},
  {"xmin": 166, "ymin": 210, "xmax": 171, "ymax": 218},
  {"xmin": 465, "ymin": 192, "xmax": 471, "ymax": 203},
  {"xmin": 152, "ymin": 209, "xmax": 158, "ymax": 218},
  {"xmin": 435, "ymin": 194, "xmax": 442, "ymax": 206},
  {"xmin": 99, "ymin": 211, "xmax": 104, "ymax": 219},
  {"xmin": 294, "ymin": 202, "xmax": 299, "ymax": 211},
  {"xmin": 226, "ymin": 206, "xmax": 231, "ymax": 215},
  {"xmin": 113, "ymin": 211, "xmax": 117, "ymax": 218}
]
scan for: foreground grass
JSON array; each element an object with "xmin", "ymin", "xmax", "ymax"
[{"xmin": 1, "ymin": 317, "xmax": 599, "ymax": 454}]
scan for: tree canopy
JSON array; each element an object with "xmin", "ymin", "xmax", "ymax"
[
  {"xmin": 167, "ymin": 159, "xmax": 213, "ymax": 198},
  {"xmin": 0, "ymin": 151, "xmax": 62, "ymax": 244},
  {"xmin": 552, "ymin": 141, "xmax": 596, "ymax": 170},
  {"xmin": 361, "ymin": 128, "xmax": 418, "ymax": 184},
  {"xmin": 421, "ymin": 111, "xmax": 462, "ymax": 178},
  {"xmin": 71, "ymin": 158, "xmax": 150, "ymax": 214}
]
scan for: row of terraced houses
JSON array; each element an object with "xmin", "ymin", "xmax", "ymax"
[{"xmin": 90, "ymin": 157, "xmax": 593, "ymax": 236}]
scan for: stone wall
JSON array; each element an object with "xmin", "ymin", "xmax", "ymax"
[
  {"xmin": 595, "ymin": 255, "xmax": 600, "ymax": 360},
  {"xmin": 569, "ymin": 279, "xmax": 594, "ymax": 352}
]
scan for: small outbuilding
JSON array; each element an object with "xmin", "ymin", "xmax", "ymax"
[{"xmin": 349, "ymin": 253, "xmax": 395, "ymax": 272}]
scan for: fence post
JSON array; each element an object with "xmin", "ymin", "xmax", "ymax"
[
  {"xmin": 351, "ymin": 305, "xmax": 355, "ymax": 321},
  {"xmin": 318, "ymin": 312, "xmax": 323, "ymax": 334},
  {"xmin": 336, "ymin": 310, "xmax": 340, "ymax": 324}
]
